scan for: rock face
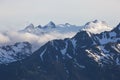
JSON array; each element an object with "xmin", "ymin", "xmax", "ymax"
[{"xmin": 0, "ymin": 23, "xmax": 120, "ymax": 80}]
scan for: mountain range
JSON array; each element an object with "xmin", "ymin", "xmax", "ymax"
[
  {"xmin": 0, "ymin": 20, "xmax": 119, "ymax": 80},
  {"xmin": 0, "ymin": 20, "xmax": 112, "ymax": 64},
  {"xmin": 20, "ymin": 20, "xmax": 112, "ymax": 34}
]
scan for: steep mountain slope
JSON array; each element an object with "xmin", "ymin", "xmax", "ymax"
[
  {"xmin": 0, "ymin": 23, "xmax": 119, "ymax": 80},
  {"xmin": 0, "ymin": 42, "xmax": 32, "ymax": 64}
]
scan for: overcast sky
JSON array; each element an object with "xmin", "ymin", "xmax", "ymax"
[{"xmin": 0, "ymin": 0, "xmax": 120, "ymax": 31}]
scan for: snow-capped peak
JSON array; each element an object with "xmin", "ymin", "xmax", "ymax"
[
  {"xmin": 57, "ymin": 23, "xmax": 78, "ymax": 28},
  {"xmin": 21, "ymin": 23, "xmax": 35, "ymax": 32},
  {"xmin": 25, "ymin": 23, "xmax": 34, "ymax": 30},
  {"xmin": 36, "ymin": 25, "xmax": 42, "ymax": 29},
  {"xmin": 64, "ymin": 23, "xmax": 72, "ymax": 27},
  {"xmin": 82, "ymin": 20, "xmax": 112, "ymax": 34},
  {"xmin": 43, "ymin": 21, "xmax": 56, "ymax": 28}
]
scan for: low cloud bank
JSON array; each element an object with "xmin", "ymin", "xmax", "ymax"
[{"xmin": 0, "ymin": 31, "xmax": 76, "ymax": 51}]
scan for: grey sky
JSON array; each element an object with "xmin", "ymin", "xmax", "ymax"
[{"xmin": 0, "ymin": 0, "xmax": 120, "ymax": 31}]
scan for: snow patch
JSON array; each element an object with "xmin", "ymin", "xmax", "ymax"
[
  {"xmin": 66, "ymin": 54, "xmax": 72, "ymax": 59},
  {"xmin": 61, "ymin": 42, "xmax": 68, "ymax": 55},
  {"xmin": 82, "ymin": 20, "xmax": 112, "ymax": 34},
  {"xmin": 40, "ymin": 48, "xmax": 47, "ymax": 61},
  {"xmin": 116, "ymin": 58, "xmax": 120, "ymax": 65},
  {"xmin": 71, "ymin": 39, "xmax": 76, "ymax": 48}
]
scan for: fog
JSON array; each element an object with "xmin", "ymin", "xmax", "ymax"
[{"xmin": 0, "ymin": 31, "xmax": 76, "ymax": 51}]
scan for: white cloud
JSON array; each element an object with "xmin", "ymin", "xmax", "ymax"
[
  {"xmin": 0, "ymin": 31, "xmax": 76, "ymax": 51},
  {"xmin": 0, "ymin": 33, "xmax": 10, "ymax": 44}
]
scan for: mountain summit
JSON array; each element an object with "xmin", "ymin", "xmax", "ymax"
[
  {"xmin": 82, "ymin": 20, "xmax": 112, "ymax": 33},
  {"xmin": 43, "ymin": 21, "xmax": 56, "ymax": 28},
  {"xmin": 25, "ymin": 23, "xmax": 34, "ymax": 30}
]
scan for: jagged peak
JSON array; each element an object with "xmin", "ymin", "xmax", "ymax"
[
  {"xmin": 82, "ymin": 20, "xmax": 112, "ymax": 34},
  {"xmin": 44, "ymin": 21, "xmax": 56, "ymax": 28},
  {"xmin": 85, "ymin": 20, "xmax": 107, "ymax": 25},
  {"xmin": 57, "ymin": 23, "xmax": 73, "ymax": 27},
  {"xmin": 25, "ymin": 23, "xmax": 34, "ymax": 30},
  {"xmin": 93, "ymin": 19, "xmax": 99, "ymax": 23},
  {"xmin": 65, "ymin": 23, "xmax": 72, "ymax": 27},
  {"xmin": 36, "ymin": 25, "xmax": 42, "ymax": 29},
  {"xmin": 48, "ymin": 21, "xmax": 55, "ymax": 24},
  {"xmin": 73, "ymin": 30, "xmax": 92, "ymax": 39},
  {"xmin": 84, "ymin": 20, "xmax": 109, "ymax": 27}
]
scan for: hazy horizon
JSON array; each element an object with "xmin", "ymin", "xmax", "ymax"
[{"xmin": 0, "ymin": 0, "xmax": 120, "ymax": 31}]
